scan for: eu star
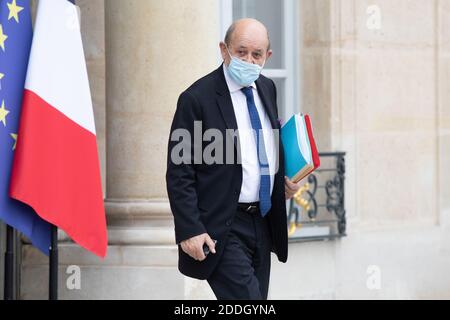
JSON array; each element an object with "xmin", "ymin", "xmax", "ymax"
[
  {"xmin": 0, "ymin": 25, "xmax": 8, "ymax": 52},
  {"xmin": 10, "ymin": 133, "xmax": 17, "ymax": 150},
  {"xmin": 0, "ymin": 100, "xmax": 10, "ymax": 127},
  {"xmin": 7, "ymin": 0, "xmax": 24, "ymax": 23}
]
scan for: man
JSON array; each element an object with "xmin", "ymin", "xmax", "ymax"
[{"xmin": 166, "ymin": 18, "xmax": 301, "ymax": 300}]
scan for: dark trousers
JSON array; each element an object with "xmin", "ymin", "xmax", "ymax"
[{"xmin": 207, "ymin": 207, "xmax": 272, "ymax": 300}]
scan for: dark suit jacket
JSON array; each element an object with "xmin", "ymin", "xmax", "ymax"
[{"xmin": 166, "ymin": 65, "xmax": 288, "ymax": 280}]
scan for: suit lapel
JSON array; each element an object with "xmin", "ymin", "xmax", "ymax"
[
  {"xmin": 215, "ymin": 65, "xmax": 238, "ymax": 131},
  {"xmin": 256, "ymin": 78, "xmax": 280, "ymax": 130},
  {"xmin": 216, "ymin": 94, "xmax": 238, "ymax": 131},
  {"xmin": 214, "ymin": 66, "xmax": 241, "ymax": 156}
]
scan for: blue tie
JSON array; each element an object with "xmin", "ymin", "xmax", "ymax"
[{"xmin": 241, "ymin": 87, "xmax": 272, "ymax": 217}]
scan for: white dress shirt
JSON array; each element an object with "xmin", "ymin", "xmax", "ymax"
[{"xmin": 223, "ymin": 65, "xmax": 277, "ymax": 203}]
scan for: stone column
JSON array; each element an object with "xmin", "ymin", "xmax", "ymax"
[
  {"xmin": 104, "ymin": 0, "xmax": 219, "ymax": 236},
  {"xmin": 103, "ymin": 0, "xmax": 219, "ymax": 299}
]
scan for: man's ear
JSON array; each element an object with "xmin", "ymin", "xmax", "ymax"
[
  {"xmin": 266, "ymin": 49, "xmax": 273, "ymax": 60},
  {"xmin": 219, "ymin": 42, "xmax": 230, "ymax": 65}
]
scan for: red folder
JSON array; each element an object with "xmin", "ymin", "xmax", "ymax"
[{"xmin": 304, "ymin": 114, "xmax": 320, "ymax": 171}]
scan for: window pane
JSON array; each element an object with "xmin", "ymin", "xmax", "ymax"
[
  {"xmin": 232, "ymin": 0, "xmax": 284, "ymax": 69},
  {"xmin": 271, "ymin": 78, "xmax": 286, "ymax": 120}
]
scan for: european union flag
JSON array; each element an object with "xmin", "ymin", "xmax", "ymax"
[{"xmin": 0, "ymin": 0, "xmax": 50, "ymax": 254}]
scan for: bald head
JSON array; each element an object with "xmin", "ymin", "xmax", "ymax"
[
  {"xmin": 220, "ymin": 18, "xmax": 272, "ymax": 67},
  {"xmin": 225, "ymin": 18, "xmax": 271, "ymax": 51}
]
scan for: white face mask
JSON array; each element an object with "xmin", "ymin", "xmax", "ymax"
[{"xmin": 226, "ymin": 46, "xmax": 265, "ymax": 87}]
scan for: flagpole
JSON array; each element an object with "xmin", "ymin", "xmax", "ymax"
[
  {"xmin": 48, "ymin": 0, "xmax": 80, "ymax": 300},
  {"xmin": 49, "ymin": 225, "xmax": 58, "ymax": 300},
  {"xmin": 48, "ymin": 0, "xmax": 79, "ymax": 302},
  {"xmin": 4, "ymin": 225, "xmax": 15, "ymax": 300}
]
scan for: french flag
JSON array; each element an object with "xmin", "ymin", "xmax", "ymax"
[{"xmin": 9, "ymin": 0, "xmax": 107, "ymax": 257}]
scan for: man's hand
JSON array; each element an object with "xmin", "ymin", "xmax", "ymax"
[
  {"xmin": 180, "ymin": 233, "xmax": 216, "ymax": 262},
  {"xmin": 285, "ymin": 176, "xmax": 302, "ymax": 200}
]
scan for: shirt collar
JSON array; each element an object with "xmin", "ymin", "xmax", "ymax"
[{"xmin": 222, "ymin": 64, "xmax": 257, "ymax": 94}]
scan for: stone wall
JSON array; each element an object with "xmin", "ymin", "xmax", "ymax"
[{"xmin": 270, "ymin": 0, "xmax": 450, "ymax": 299}]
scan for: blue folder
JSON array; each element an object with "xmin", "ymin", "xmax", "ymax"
[{"xmin": 281, "ymin": 114, "xmax": 314, "ymax": 182}]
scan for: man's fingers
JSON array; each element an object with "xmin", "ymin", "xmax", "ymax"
[
  {"xmin": 180, "ymin": 240, "xmax": 201, "ymax": 260},
  {"xmin": 285, "ymin": 183, "xmax": 296, "ymax": 193},
  {"xmin": 180, "ymin": 233, "xmax": 215, "ymax": 261},
  {"xmin": 205, "ymin": 236, "xmax": 216, "ymax": 254},
  {"xmin": 181, "ymin": 243, "xmax": 196, "ymax": 260},
  {"xmin": 196, "ymin": 246, "xmax": 206, "ymax": 261},
  {"xmin": 284, "ymin": 177, "xmax": 297, "ymax": 191}
]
